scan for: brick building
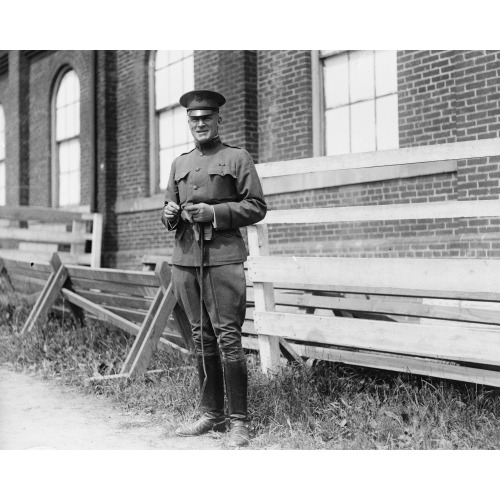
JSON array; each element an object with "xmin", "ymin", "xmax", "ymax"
[{"xmin": 0, "ymin": 50, "xmax": 499, "ymax": 268}]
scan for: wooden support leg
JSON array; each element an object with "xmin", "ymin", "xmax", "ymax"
[
  {"xmin": 0, "ymin": 259, "xmax": 15, "ymax": 294},
  {"xmin": 247, "ymin": 224, "xmax": 281, "ymax": 376},
  {"xmin": 120, "ymin": 261, "xmax": 178, "ymax": 377},
  {"xmin": 21, "ymin": 253, "xmax": 68, "ymax": 334}
]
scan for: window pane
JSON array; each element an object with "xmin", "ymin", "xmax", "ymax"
[
  {"xmin": 155, "ymin": 67, "xmax": 169, "ymax": 110},
  {"xmin": 168, "ymin": 62, "xmax": 184, "ymax": 105},
  {"xmin": 183, "ymin": 57, "xmax": 194, "ymax": 91},
  {"xmin": 351, "ymin": 100, "xmax": 376, "ymax": 153},
  {"xmin": 154, "ymin": 51, "xmax": 194, "ymax": 193},
  {"xmin": 0, "ymin": 162, "xmax": 5, "ymax": 206},
  {"xmin": 376, "ymin": 94, "xmax": 399, "ymax": 150},
  {"xmin": 156, "ymin": 50, "xmax": 170, "ymax": 70},
  {"xmin": 169, "ymin": 51, "xmax": 184, "ymax": 64},
  {"xmin": 323, "ymin": 53, "xmax": 349, "ymax": 108},
  {"xmin": 159, "ymin": 111, "xmax": 174, "ymax": 149},
  {"xmin": 349, "ymin": 50, "xmax": 375, "ymax": 102},
  {"xmin": 325, "ymin": 106, "xmax": 350, "ymax": 156},
  {"xmin": 159, "ymin": 148, "xmax": 176, "ymax": 191},
  {"xmin": 56, "ymin": 70, "xmax": 80, "ymax": 141},
  {"xmin": 173, "ymin": 106, "xmax": 187, "ymax": 145},
  {"xmin": 375, "ymin": 50, "xmax": 397, "ymax": 96},
  {"xmin": 58, "ymin": 139, "xmax": 80, "ymax": 206}
]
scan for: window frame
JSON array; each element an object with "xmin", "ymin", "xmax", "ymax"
[
  {"xmin": 149, "ymin": 50, "xmax": 194, "ymax": 195},
  {"xmin": 314, "ymin": 50, "xmax": 399, "ymax": 157},
  {"xmin": 51, "ymin": 66, "xmax": 81, "ymax": 208}
]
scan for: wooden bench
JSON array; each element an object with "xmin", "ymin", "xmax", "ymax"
[
  {"xmin": 17, "ymin": 253, "xmax": 194, "ymax": 378},
  {"xmin": 0, "ymin": 205, "xmax": 103, "ymax": 267},
  {"xmin": 245, "ymin": 197, "xmax": 500, "ymax": 387}
]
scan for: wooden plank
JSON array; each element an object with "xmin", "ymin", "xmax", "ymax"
[
  {"xmin": 247, "ymin": 224, "xmax": 281, "ymax": 375},
  {"xmin": 89, "ymin": 213, "xmax": 103, "ymax": 268},
  {"xmin": 0, "ymin": 249, "xmax": 88, "ymax": 265},
  {"xmin": 4, "ymin": 266, "xmax": 52, "ymax": 281},
  {"xmin": 61, "ymin": 288, "xmax": 140, "ymax": 336},
  {"xmin": 21, "ymin": 254, "xmax": 67, "ymax": 334},
  {"xmin": 77, "ymin": 290, "xmax": 153, "ymax": 311},
  {"xmin": 66, "ymin": 265, "xmax": 158, "ymax": 287},
  {"xmin": 283, "ymin": 343, "xmax": 500, "ymax": 388},
  {"xmin": 0, "ymin": 259, "xmax": 53, "ymax": 273},
  {"xmin": 261, "ymin": 160, "xmax": 457, "ymax": 195},
  {"xmin": 100, "ymin": 306, "xmax": 147, "ymax": 325},
  {"xmin": 258, "ymin": 199, "xmax": 500, "ymax": 225},
  {"xmin": 67, "ymin": 276, "xmax": 158, "ymax": 298},
  {"xmin": 0, "ymin": 205, "xmax": 87, "ymax": 223},
  {"xmin": 0, "ymin": 227, "xmax": 91, "ymax": 244},
  {"xmin": 126, "ymin": 263, "xmax": 177, "ymax": 375},
  {"xmin": 254, "ymin": 311, "xmax": 500, "ymax": 366},
  {"xmin": 249, "ymin": 289, "xmax": 500, "ymax": 325},
  {"xmin": 247, "ymin": 256, "xmax": 500, "ymax": 301},
  {"xmin": 255, "ymin": 138, "xmax": 500, "ymax": 178}
]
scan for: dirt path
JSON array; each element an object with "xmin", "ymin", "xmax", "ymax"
[{"xmin": 0, "ymin": 367, "xmax": 224, "ymax": 450}]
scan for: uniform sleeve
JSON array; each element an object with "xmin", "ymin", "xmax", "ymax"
[
  {"xmin": 162, "ymin": 159, "xmax": 180, "ymax": 231},
  {"xmin": 212, "ymin": 149, "xmax": 267, "ymax": 230}
]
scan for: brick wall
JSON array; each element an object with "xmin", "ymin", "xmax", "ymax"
[
  {"xmin": 4, "ymin": 50, "xmax": 500, "ymax": 267},
  {"xmin": 263, "ymin": 50, "xmax": 500, "ymax": 260},
  {"xmin": 28, "ymin": 51, "xmax": 94, "ymax": 207},
  {"xmin": 257, "ymin": 50, "xmax": 313, "ymax": 163},
  {"xmin": 195, "ymin": 50, "xmax": 258, "ymax": 160},
  {"xmin": 3, "ymin": 51, "xmax": 30, "ymax": 206}
]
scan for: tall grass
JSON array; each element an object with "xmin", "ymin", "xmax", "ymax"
[{"xmin": 2, "ymin": 301, "xmax": 500, "ymax": 449}]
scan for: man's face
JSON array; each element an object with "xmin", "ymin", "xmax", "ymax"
[{"xmin": 188, "ymin": 112, "xmax": 221, "ymax": 144}]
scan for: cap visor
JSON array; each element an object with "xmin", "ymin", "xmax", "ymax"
[{"xmin": 187, "ymin": 109, "xmax": 217, "ymax": 117}]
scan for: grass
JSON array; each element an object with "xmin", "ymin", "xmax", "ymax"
[{"xmin": 2, "ymin": 299, "xmax": 500, "ymax": 449}]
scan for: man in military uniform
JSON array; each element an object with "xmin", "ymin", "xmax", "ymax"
[{"xmin": 161, "ymin": 90, "xmax": 267, "ymax": 447}]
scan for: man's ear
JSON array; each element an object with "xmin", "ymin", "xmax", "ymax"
[{"xmin": 217, "ymin": 115, "xmax": 223, "ymax": 126}]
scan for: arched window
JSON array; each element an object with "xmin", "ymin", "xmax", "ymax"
[
  {"xmin": 151, "ymin": 50, "xmax": 194, "ymax": 192},
  {"xmin": 0, "ymin": 104, "xmax": 5, "ymax": 206},
  {"xmin": 53, "ymin": 69, "xmax": 80, "ymax": 207}
]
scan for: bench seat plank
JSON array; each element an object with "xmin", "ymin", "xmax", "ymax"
[
  {"xmin": 248, "ymin": 256, "xmax": 500, "ymax": 301},
  {"xmin": 254, "ymin": 311, "xmax": 500, "ymax": 366}
]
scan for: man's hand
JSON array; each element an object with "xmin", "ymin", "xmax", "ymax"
[
  {"xmin": 184, "ymin": 203, "xmax": 214, "ymax": 223},
  {"xmin": 161, "ymin": 201, "xmax": 180, "ymax": 227}
]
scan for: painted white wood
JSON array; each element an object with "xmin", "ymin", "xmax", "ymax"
[
  {"xmin": 261, "ymin": 160, "xmax": 457, "ymax": 195},
  {"xmin": 254, "ymin": 311, "xmax": 500, "ymax": 365},
  {"xmin": 287, "ymin": 342, "xmax": 500, "ymax": 388},
  {"xmin": 257, "ymin": 199, "xmax": 500, "ymax": 225},
  {"xmin": 247, "ymin": 256, "xmax": 500, "ymax": 299},
  {"xmin": 246, "ymin": 225, "xmax": 281, "ymax": 375},
  {"xmin": 0, "ymin": 227, "xmax": 92, "ymax": 244},
  {"xmin": 256, "ymin": 138, "xmax": 500, "ymax": 178},
  {"xmin": 89, "ymin": 213, "xmax": 103, "ymax": 268}
]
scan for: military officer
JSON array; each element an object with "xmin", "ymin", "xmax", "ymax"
[{"xmin": 161, "ymin": 90, "xmax": 267, "ymax": 447}]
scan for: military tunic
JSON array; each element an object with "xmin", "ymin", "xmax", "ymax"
[
  {"xmin": 164, "ymin": 136, "xmax": 267, "ymax": 266},
  {"xmin": 164, "ymin": 136, "xmax": 266, "ymax": 360}
]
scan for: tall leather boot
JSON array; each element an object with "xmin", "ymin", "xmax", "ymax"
[
  {"xmin": 175, "ymin": 355, "xmax": 227, "ymax": 436},
  {"xmin": 224, "ymin": 358, "xmax": 250, "ymax": 447}
]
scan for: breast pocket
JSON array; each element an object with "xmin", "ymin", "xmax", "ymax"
[
  {"xmin": 174, "ymin": 167, "xmax": 190, "ymax": 203},
  {"xmin": 207, "ymin": 164, "xmax": 236, "ymax": 201}
]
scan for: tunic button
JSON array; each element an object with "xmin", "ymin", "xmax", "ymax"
[
  {"xmin": 195, "ymin": 167, "xmax": 200, "ymax": 171},
  {"xmin": 193, "ymin": 186, "xmax": 198, "ymax": 190}
]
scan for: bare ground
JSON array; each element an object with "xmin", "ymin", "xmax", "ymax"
[{"xmin": 0, "ymin": 366, "xmax": 223, "ymax": 450}]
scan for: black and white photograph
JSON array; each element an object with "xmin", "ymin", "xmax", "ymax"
[{"xmin": 1, "ymin": 2, "xmax": 499, "ymax": 499}]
